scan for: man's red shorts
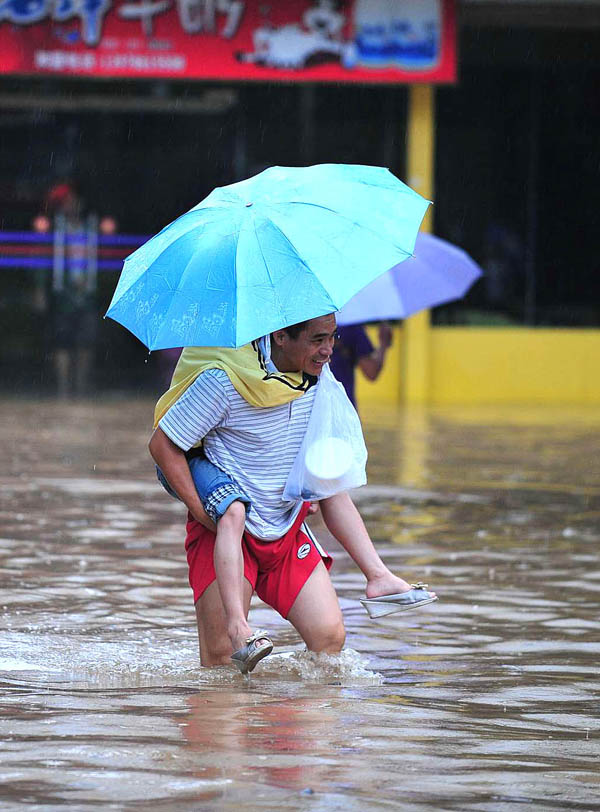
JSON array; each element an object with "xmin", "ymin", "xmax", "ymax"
[{"xmin": 184, "ymin": 502, "xmax": 332, "ymax": 619}]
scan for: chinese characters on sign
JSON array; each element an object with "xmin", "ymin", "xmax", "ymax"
[
  {"xmin": 119, "ymin": 0, "xmax": 244, "ymax": 40},
  {"xmin": 0, "ymin": 0, "xmax": 112, "ymax": 45},
  {"xmin": 0, "ymin": 0, "xmax": 243, "ymax": 44}
]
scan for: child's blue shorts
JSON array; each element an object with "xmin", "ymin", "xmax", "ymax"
[{"xmin": 156, "ymin": 454, "xmax": 251, "ymax": 523}]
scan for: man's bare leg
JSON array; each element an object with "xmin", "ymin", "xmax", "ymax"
[
  {"xmin": 287, "ymin": 562, "xmax": 345, "ymax": 653},
  {"xmin": 320, "ymin": 492, "xmax": 436, "ymax": 600},
  {"xmin": 213, "ymin": 501, "xmax": 255, "ymax": 651},
  {"xmin": 194, "ymin": 577, "xmax": 254, "ymax": 666}
]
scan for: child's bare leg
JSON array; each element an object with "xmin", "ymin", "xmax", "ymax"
[
  {"xmin": 319, "ymin": 492, "xmax": 437, "ymax": 599},
  {"xmin": 213, "ymin": 500, "xmax": 254, "ymax": 651}
]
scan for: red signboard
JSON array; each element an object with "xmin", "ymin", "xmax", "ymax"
[{"xmin": 0, "ymin": 0, "xmax": 455, "ymax": 83}]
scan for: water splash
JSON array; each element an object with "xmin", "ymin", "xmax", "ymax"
[
  {"xmin": 1, "ymin": 631, "xmax": 201, "ymax": 689},
  {"xmin": 262, "ymin": 648, "xmax": 383, "ymax": 685},
  {"xmin": 1, "ymin": 630, "xmax": 382, "ymax": 689}
]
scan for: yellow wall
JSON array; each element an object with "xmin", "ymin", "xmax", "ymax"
[{"xmin": 355, "ymin": 326, "xmax": 600, "ymax": 406}]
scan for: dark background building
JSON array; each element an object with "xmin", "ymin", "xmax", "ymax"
[{"xmin": 1, "ymin": 1, "xmax": 599, "ymax": 394}]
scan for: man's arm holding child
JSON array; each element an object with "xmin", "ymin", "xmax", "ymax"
[
  {"xmin": 149, "ymin": 428, "xmax": 216, "ymax": 532},
  {"xmin": 149, "ymin": 370, "xmax": 232, "ymax": 533}
]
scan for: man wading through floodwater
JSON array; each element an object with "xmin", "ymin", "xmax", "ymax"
[{"xmin": 149, "ymin": 313, "xmax": 437, "ymax": 674}]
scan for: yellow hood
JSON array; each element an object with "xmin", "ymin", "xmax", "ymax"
[{"xmin": 154, "ymin": 341, "xmax": 316, "ymax": 429}]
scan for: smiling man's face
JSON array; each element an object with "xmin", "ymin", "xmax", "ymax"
[{"xmin": 271, "ymin": 314, "xmax": 337, "ymax": 376}]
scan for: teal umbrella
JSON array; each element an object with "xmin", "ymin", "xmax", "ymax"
[{"xmin": 105, "ymin": 164, "xmax": 430, "ymax": 349}]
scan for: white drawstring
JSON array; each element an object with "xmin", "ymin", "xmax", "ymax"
[{"xmin": 258, "ymin": 334, "xmax": 278, "ymax": 374}]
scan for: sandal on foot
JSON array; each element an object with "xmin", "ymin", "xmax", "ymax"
[
  {"xmin": 360, "ymin": 583, "xmax": 438, "ymax": 619},
  {"xmin": 230, "ymin": 629, "xmax": 273, "ymax": 674}
]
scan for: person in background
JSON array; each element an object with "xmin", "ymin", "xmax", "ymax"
[
  {"xmin": 34, "ymin": 182, "xmax": 111, "ymax": 398},
  {"xmin": 329, "ymin": 322, "xmax": 392, "ymax": 407},
  {"xmin": 156, "ymin": 347, "xmax": 183, "ymax": 391}
]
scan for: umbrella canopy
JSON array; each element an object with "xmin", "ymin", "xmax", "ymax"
[
  {"xmin": 105, "ymin": 164, "xmax": 429, "ymax": 349},
  {"xmin": 336, "ymin": 232, "xmax": 483, "ymax": 326}
]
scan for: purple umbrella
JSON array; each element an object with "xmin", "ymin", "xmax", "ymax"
[{"xmin": 336, "ymin": 232, "xmax": 482, "ymax": 325}]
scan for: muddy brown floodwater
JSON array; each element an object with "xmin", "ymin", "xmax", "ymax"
[{"xmin": 1, "ymin": 397, "xmax": 599, "ymax": 810}]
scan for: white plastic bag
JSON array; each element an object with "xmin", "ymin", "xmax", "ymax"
[{"xmin": 283, "ymin": 364, "xmax": 368, "ymax": 501}]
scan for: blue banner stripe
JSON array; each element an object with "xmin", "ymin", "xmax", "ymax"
[
  {"xmin": 0, "ymin": 231, "xmax": 54, "ymax": 243},
  {"xmin": 0, "ymin": 230, "xmax": 148, "ymax": 247},
  {"xmin": 0, "ymin": 258, "xmax": 124, "ymax": 270}
]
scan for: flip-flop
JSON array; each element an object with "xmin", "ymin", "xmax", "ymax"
[
  {"xmin": 230, "ymin": 629, "xmax": 273, "ymax": 674},
  {"xmin": 360, "ymin": 583, "xmax": 438, "ymax": 619}
]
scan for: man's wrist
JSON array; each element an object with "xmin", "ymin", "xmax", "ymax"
[{"xmin": 191, "ymin": 505, "xmax": 216, "ymax": 532}]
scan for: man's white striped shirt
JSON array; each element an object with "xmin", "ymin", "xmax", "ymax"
[{"xmin": 158, "ymin": 368, "xmax": 316, "ymax": 540}]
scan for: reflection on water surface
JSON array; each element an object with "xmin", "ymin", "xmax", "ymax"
[{"xmin": 1, "ymin": 398, "xmax": 599, "ymax": 809}]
